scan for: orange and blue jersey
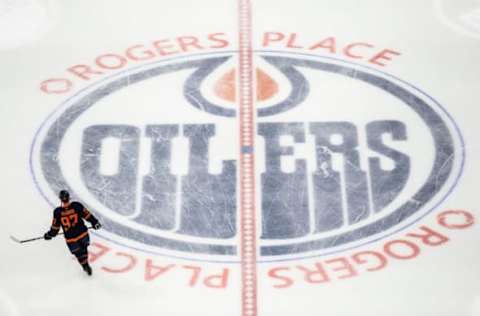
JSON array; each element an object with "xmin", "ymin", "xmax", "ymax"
[{"xmin": 47, "ymin": 201, "xmax": 99, "ymax": 243}]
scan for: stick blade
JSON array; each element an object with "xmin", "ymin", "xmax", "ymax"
[{"xmin": 10, "ymin": 235, "xmax": 22, "ymax": 243}]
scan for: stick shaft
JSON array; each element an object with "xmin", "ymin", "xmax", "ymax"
[{"xmin": 10, "ymin": 226, "xmax": 93, "ymax": 244}]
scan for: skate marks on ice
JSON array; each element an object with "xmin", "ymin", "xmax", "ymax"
[{"xmin": 434, "ymin": 0, "xmax": 480, "ymax": 39}]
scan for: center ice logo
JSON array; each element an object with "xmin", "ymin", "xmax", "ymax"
[{"xmin": 31, "ymin": 51, "xmax": 464, "ymax": 262}]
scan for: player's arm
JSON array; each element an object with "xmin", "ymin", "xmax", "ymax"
[
  {"xmin": 81, "ymin": 206, "xmax": 102, "ymax": 230},
  {"xmin": 44, "ymin": 211, "xmax": 60, "ymax": 240}
]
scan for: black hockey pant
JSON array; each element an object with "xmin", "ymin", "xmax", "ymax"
[{"xmin": 66, "ymin": 233, "xmax": 90, "ymax": 266}]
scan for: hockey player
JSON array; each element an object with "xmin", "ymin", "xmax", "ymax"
[{"xmin": 44, "ymin": 190, "xmax": 102, "ymax": 276}]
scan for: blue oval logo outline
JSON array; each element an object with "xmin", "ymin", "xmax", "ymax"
[{"xmin": 30, "ymin": 50, "xmax": 466, "ymax": 263}]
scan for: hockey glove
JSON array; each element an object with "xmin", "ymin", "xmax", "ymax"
[
  {"xmin": 94, "ymin": 222, "xmax": 102, "ymax": 230},
  {"xmin": 44, "ymin": 232, "xmax": 53, "ymax": 240}
]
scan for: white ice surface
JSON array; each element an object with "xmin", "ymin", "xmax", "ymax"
[{"xmin": 1, "ymin": 1, "xmax": 480, "ymax": 316}]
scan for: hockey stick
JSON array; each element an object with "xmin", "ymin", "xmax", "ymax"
[
  {"xmin": 10, "ymin": 226, "xmax": 94, "ymax": 244},
  {"xmin": 10, "ymin": 235, "xmax": 45, "ymax": 244}
]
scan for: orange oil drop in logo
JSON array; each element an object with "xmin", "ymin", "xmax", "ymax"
[{"xmin": 214, "ymin": 68, "xmax": 279, "ymax": 102}]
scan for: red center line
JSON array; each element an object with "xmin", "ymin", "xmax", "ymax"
[{"xmin": 238, "ymin": 1, "xmax": 258, "ymax": 316}]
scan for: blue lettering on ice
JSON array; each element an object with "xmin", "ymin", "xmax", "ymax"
[{"xmin": 80, "ymin": 120, "xmax": 409, "ymax": 241}]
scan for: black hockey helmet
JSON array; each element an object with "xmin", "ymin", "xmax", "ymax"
[{"xmin": 59, "ymin": 190, "xmax": 70, "ymax": 202}]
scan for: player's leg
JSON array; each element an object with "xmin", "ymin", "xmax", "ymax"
[
  {"xmin": 67, "ymin": 238, "xmax": 91, "ymax": 275},
  {"xmin": 78, "ymin": 234, "xmax": 92, "ymax": 275}
]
